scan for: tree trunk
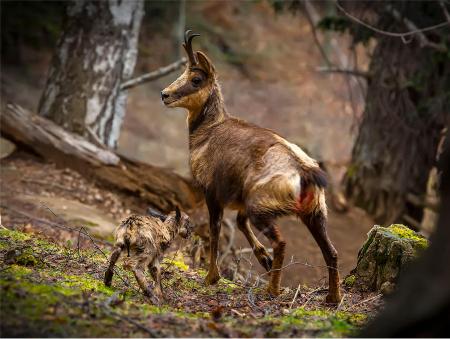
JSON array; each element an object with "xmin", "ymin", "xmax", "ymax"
[
  {"xmin": 1, "ymin": 104, "xmax": 202, "ymax": 213},
  {"xmin": 360, "ymin": 129, "xmax": 450, "ymax": 337},
  {"xmin": 38, "ymin": 0, "xmax": 144, "ymax": 149},
  {"xmin": 344, "ymin": 34, "xmax": 449, "ymax": 226}
]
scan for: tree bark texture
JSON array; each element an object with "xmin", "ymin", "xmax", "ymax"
[
  {"xmin": 38, "ymin": 0, "xmax": 144, "ymax": 148},
  {"xmin": 360, "ymin": 129, "xmax": 450, "ymax": 337},
  {"xmin": 344, "ymin": 34, "xmax": 449, "ymax": 225},
  {"xmin": 2, "ymin": 104, "xmax": 202, "ymax": 213}
]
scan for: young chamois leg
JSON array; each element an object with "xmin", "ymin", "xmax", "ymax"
[
  {"xmin": 149, "ymin": 258, "xmax": 163, "ymax": 300},
  {"xmin": 132, "ymin": 258, "xmax": 159, "ymax": 304},
  {"xmin": 301, "ymin": 210, "xmax": 342, "ymax": 303},
  {"xmin": 205, "ymin": 197, "xmax": 223, "ymax": 285},
  {"xmin": 104, "ymin": 246, "xmax": 122, "ymax": 287},
  {"xmin": 250, "ymin": 214, "xmax": 286, "ymax": 296},
  {"xmin": 236, "ymin": 211, "xmax": 273, "ymax": 271}
]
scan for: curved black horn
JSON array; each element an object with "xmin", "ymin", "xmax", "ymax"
[{"xmin": 183, "ymin": 30, "xmax": 200, "ymax": 65}]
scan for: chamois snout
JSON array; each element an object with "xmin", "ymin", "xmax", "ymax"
[
  {"xmin": 161, "ymin": 91, "xmax": 169, "ymax": 100},
  {"xmin": 179, "ymin": 218, "xmax": 194, "ymax": 239},
  {"xmin": 169, "ymin": 206, "xmax": 193, "ymax": 239}
]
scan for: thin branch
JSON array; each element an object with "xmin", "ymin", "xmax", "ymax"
[
  {"xmin": 289, "ymin": 283, "xmax": 302, "ymax": 309},
  {"xmin": 303, "ymin": 0, "xmax": 333, "ymax": 67},
  {"xmin": 121, "ymin": 58, "xmax": 187, "ymax": 91},
  {"xmin": 346, "ymin": 293, "xmax": 382, "ymax": 311},
  {"xmin": 336, "ymin": 0, "xmax": 449, "ymax": 49},
  {"xmin": 440, "ymin": 1, "xmax": 450, "ymax": 23},
  {"xmin": 316, "ymin": 66, "xmax": 369, "ymax": 79},
  {"xmin": 385, "ymin": 4, "xmax": 447, "ymax": 51}
]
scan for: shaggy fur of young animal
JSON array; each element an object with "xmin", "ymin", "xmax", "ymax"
[
  {"xmin": 161, "ymin": 31, "xmax": 342, "ymax": 303},
  {"xmin": 104, "ymin": 208, "xmax": 192, "ymax": 302}
]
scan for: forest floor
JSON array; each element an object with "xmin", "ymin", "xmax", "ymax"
[{"xmin": 1, "ymin": 151, "xmax": 383, "ymax": 337}]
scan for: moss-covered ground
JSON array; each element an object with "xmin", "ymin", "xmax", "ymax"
[{"xmin": 1, "ymin": 227, "xmax": 375, "ymax": 337}]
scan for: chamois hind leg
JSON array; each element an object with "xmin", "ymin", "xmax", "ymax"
[
  {"xmin": 149, "ymin": 258, "xmax": 163, "ymax": 300},
  {"xmin": 236, "ymin": 211, "xmax": 273, "ymax": 271},
  {"xmin": 205, "ymin": 197, "xmax": 223, "ymax": 285},
  {"xmin": 104, "ymin": 246, "xmax": 122, "ymax": 287},
  {"xmin": 300, "ymin": 210, "xmax": 342, "ymax": 304},
  {"xmin": 133, "ymin": 259, "xmax": 158, "ymax": 304},
  {"xmin": 249, "ymin": 214, "xmax": 286, "ymax": 296}
]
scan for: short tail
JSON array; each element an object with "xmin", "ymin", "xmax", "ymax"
[
  {"xmin": 300, "ymin": 165, "xmax": 328, "ymax": 189},
  {"xmin": 124, "ymin": 234, "xmax": 131, "ymax": 257}
]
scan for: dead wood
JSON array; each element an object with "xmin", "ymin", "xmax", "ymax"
[{"xmin": 1, "ymin": 103, "xmax": 202, "ymax": 212}]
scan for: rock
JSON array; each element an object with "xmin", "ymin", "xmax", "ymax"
[{"xmin": 349, "ymin": 224, "xmax": 428, "ymax": 292}]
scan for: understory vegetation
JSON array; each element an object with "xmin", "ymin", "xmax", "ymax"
[{"xmin": 1, "ymin": 227, "xmax": 370, "ymax": 337}]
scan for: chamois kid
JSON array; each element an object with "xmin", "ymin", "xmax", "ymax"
[
  {"xmin": 104, "ymin": 207, "xmax": 192, "ymax": 302},
  {"xmin": 161, "ymin": 31, "xmax": 341, "ymax": 303}
]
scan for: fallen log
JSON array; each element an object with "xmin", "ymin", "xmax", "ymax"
[{"xmin": 1, "ymin": 103, "xmax": 202, "ymax": 212}]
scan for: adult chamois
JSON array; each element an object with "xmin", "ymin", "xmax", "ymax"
[{"xmin": 161, "ymin": 30, "xmax": 341, "ymax": 303}]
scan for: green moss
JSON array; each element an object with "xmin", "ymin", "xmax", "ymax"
[
  {"xmin": 387, "ymin": 224, "xmax": 428, "ymax": 250},
  {"xmin": 358, "ymin": 228, "xmax": 377, "ymax": 258},
  {"xmin": 0, "ymin": 228, "xmax": 31, "ymax": 246},
  {"xmin": 273, "ymin": 307, "xmax": 368, "ymax": 336},
  {"xmin": 2, "ymin": 264, "xmax": 33, "ymax": 277},
  {"xmin": 344, "ymin": 274, "xmax": 356, "ymax": 287},
  {"xmin": 58, "ymin": 273, "xmax": 115, "ymax": 296},
  {"xmin": 163, "ymin": 257, "xmax": 189, "ymax": 271},
  {"xmin": 0, "ymin": 227, "xmax": 370, "ymax": 337}
]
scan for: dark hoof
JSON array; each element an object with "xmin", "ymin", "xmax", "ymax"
[
  {"xmin": 267, "ymin": 284, "xmax": 281, "ymax": 296},
  {"xmin": 104, "ymin": 270, "xmax": 113, "ymax": 287},
  {"xmin": 325, "ymin": 291, "xmax": 342, "ymax": 304},
  {"xmin": 255, "ymin": 248, "xmax": 273, "ymax": 272}
]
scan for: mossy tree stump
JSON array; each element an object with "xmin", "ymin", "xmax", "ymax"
[{"xmin": 347, "ymin": 224, "xmax": 428, "ymax": 293}]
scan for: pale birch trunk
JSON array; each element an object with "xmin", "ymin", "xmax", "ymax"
[{"xmin": 38, "ymin": 0, "xmax": 144, "ymax": 148}]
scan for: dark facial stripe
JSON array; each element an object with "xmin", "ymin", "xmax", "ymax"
[{"xmin": 174, "ymin": 70, "xmax": 207, "ymax": 99}]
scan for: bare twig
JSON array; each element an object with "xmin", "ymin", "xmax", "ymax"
[
  {"xmin": 347, "ymin": 293, "xmax": 382, "ymax": 311},
  {"xmin": 440, "ymin": 1, "xmax": 450, "ymax": 23},
  {"xmin": 301, "ymin": 286, "xmax": 326, "ymax": 307},
  {"xmin": 336, "ymin": 293, "xmax": 346, "ymax": 311},
  {"xmin": 303, "ymin": 0, "xmax": 332, "ymax": 67},
  {"xmin": 289, "ymin": 283, "xmax": 302, "ymax": 309},
  {"xmin": 259, "ymin": 256, "xmax": 340, "ymax": 280},
  {"xmin": 121, "ymin": 58, "xmax": 187, "ymax": 91},
  {"xmin": 336, "ymin": 0, "xmax": 449, "ymax": 50},
  {"xmin": 385, "ymin": 4, "xmax": 447, "ymax": 51},
  {"xmin": 2, "ymin": 204, "xmax": 112, "ymax": 246}
]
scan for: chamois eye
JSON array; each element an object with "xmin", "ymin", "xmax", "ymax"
[{"xmin": 191, "ymin": 77, "xmax": 202, "ymax": 86}]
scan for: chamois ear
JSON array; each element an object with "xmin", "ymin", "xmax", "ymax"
[
  {"xmin": 175, "ymin": 206, "xmax": 181, "ymax": 223},
  {"xmin": 196, "ymin": 51, "xmax": 215, "ymax": 76}
]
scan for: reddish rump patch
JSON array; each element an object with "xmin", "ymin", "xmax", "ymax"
[{"xmin": 295, "ymin": 190, "xmax": 314, "ymax": 212}]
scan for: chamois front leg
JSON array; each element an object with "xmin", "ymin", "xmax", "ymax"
[
  {"xmin": 104, "ymin": 246, "xmax": 122, "ymax": 287},
  {"xmin": 205, "ymin": 197, "xmax": 223, "ymax": 285}
]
